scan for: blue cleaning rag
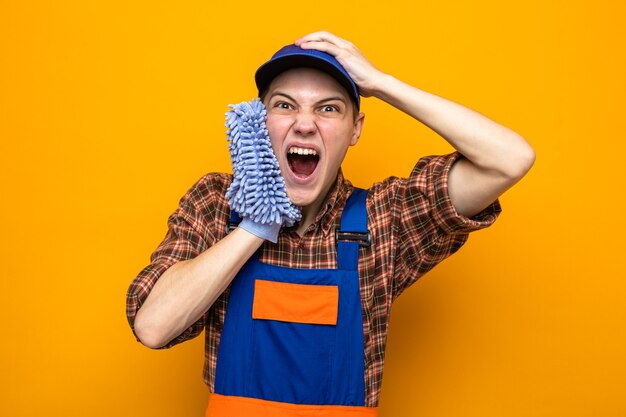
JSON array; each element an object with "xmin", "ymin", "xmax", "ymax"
[{"xmin": 225, "ymin": 98, "xmax": 301, "ymax": 227}]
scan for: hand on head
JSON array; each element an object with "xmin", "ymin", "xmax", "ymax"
[{"xmin": 294, "ymin": 31, "xmax": 386, "ymax": 98}]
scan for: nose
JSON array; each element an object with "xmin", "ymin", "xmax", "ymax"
[{"xmin": 292, "ymin": 111, "xmax": 317, "ymax": 137}]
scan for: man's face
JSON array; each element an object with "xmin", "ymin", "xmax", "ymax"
[{"xmin": 263, "ymin": 67, "xmax": 364, "ymax": 215}]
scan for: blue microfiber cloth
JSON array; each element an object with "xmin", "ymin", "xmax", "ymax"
[{"xmin": 225, "ymin": 98, "xmax": 301, "ymax": 227}]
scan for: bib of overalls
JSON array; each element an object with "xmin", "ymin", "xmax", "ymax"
[{"xmin": 207, "ymin": 188, "xmax": 377, "ymax": 416}]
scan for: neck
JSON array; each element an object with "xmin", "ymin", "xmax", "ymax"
[
  {"xmin": 293, "ymin": 175, "xmax": 339, "ymax": 236},
  {"xmin": 294, "ymin": 201, "xmax": 324, "ymax": 236}
]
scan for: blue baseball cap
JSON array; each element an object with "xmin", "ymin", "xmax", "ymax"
[{"xmin": 255, "ymin": 44, "xmax": 361, "ymax": 110}]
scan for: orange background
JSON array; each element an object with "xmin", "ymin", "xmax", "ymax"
[{"xmin": 2, "ymin": 1, "xmax": 625, "ymax": 416}]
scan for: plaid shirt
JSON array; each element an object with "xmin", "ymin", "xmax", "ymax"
[{"xmin": 126, "ymin": 151, "xmax": 501, "ymax": 407}]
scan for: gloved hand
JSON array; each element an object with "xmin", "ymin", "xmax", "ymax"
[{"xmin": 225, "ymin": 98, "xmax": 301, "ymax": 243}]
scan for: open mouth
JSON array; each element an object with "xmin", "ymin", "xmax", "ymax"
[{"xmin": 287, "ymin": 146, "xmax": 320, "ymax": 178}]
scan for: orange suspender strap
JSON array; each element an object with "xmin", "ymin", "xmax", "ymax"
[{"xmin": 206, "ymin": 394, "xmax": 378, "ymax": 417}]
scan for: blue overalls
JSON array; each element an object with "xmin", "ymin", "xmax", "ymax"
[{"xmin": 206, "ymin": 189, "xmax": 377, "ymax": 417}]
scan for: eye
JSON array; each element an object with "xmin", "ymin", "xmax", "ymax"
[
  {"xmin": 320, "ymin": 105, "xmax": 339, "ymax": 112},
  {"xmin": 274, "ymin": 101, "xmax": 293, "ymax": 110}
]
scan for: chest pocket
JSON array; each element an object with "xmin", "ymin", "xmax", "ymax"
[{"xmin": 252, "ymin": 279, "xmax": 339, "ymax": 325}]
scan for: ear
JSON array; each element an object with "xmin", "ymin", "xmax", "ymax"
[{"xmin": 349, "ymin": 112, "xmax": 365, "ymax": 146}]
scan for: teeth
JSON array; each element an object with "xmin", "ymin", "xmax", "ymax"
[{"xmin": 288, "ymin": 147, "xmax": 317, "ymax": 156}]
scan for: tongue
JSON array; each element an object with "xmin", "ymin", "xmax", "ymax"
[{"xmin": 290, "ymin": 154, "xmax": 318, "ymax": 177}]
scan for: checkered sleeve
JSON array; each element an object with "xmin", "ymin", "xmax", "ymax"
[
  {"xmin": 391, "ymin": 152, "xmax": 502, "ymax": 299},
  {"xmin": 125, "ymin": 174, "xmax": 225, "ymax": 349}
]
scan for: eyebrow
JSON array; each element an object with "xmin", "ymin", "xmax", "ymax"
[{"xmin": 269, "ymin": 91, "xmax": 348, "ymax": 106}]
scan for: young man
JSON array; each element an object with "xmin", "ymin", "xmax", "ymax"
[{"xmin": 126, "ymin": 32, "xmax": 535, "ymax": 416}]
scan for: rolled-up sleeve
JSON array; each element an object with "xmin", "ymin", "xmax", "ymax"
[
  {"xmin": 428, "ymin": 152, "xmax": 502, "ymax": 234},
  {"xmin": 391, "ymin": 152, "xmax": 502, "ymax": 299}
]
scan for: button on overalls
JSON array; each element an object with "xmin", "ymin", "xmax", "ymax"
[{"xmin": 206, "ymin": 188, "xmax": 377, "ymax": 417}]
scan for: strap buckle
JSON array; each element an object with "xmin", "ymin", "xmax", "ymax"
[
  {"xmin": 335, "ymin": 230, "xmax": 371, "ymax": 248},
  {"xmin": 227, "ymin": 222, "xmax": 239, "ymax": 235}
]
